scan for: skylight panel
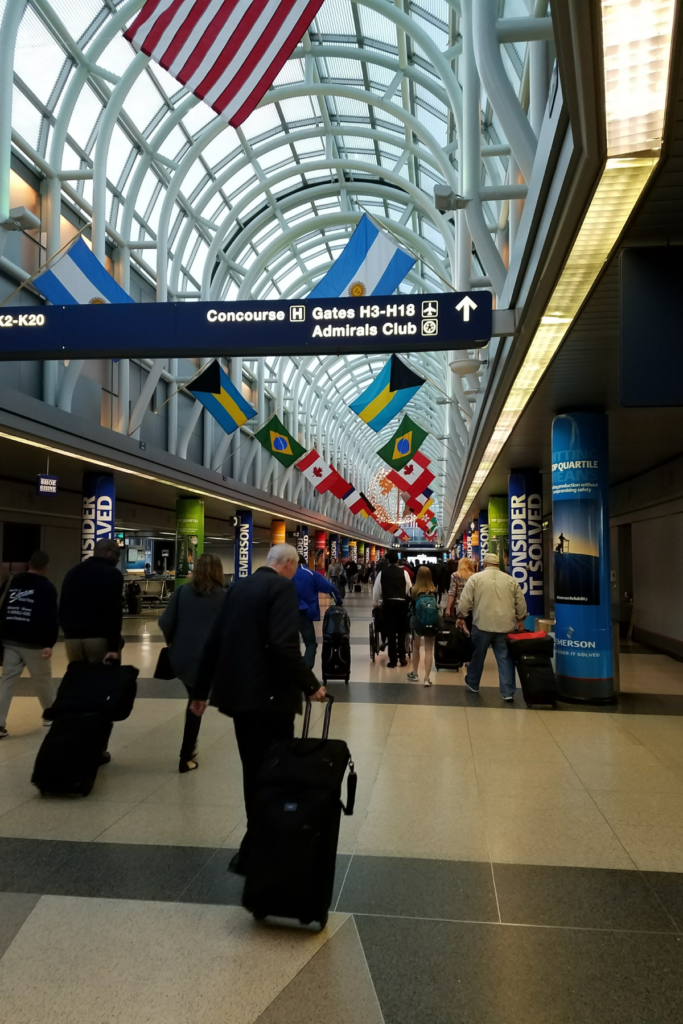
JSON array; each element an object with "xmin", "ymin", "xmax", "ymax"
[
  {"xmin": 358, "ymin": 7, "xmax": 397, "ymax": 47},
  {"xmin": 123, "ymin": 72, "xmax": 166, "ymax": 136},
  {"xmin": 106, "ymin": 122, "xmax": 132, "ymax": 187},
  {"xmin": 67, "ymin": 83, "xmax": 103, "ymax": 150},
  {"xmin": 148, "ymin": 61, "xmax": 187, "ymax": 103},
  {"xmin": 201, "ymin": 128, "xmax": 238, "ymax": 169},
  {"xmin": 314, "ymin": 0, "xmax": 357, "ymax": 35},
  {"xmin": 47, "ymin": 0, "xmax": 102, "ymax": 42},
  {"xmin": 14, "ymin": 6, "xmax": 67, "ymax": 106},
  {"xmin": 11, "ymin": 85, "xmax": 42, "ymax": 150},
  {"xmin": 241, "ymin": 104, "xmax": 284, "ymax": 139},
  {"xmin": 273, "ymin": 58, "xmax": 306, "ymax": 86},
  {"xmin": 181, "ymin": 102, "xmax": 217, "ymax": 139},
  {"xmin": 157, "ymin": 125, "xmax": 187, "ymax": 160},
  {"xmin": 97, "ymin": 32, "xmax": 135, "ymax": 78},
  {"xmin": 276, "ymin": 96, "xmax": 319, "ymax": 125}
]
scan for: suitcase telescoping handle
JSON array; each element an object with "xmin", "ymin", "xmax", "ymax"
[
  {"xmin": 302, "ymin": 695, "xmax": 357, "ymax": 816},
  {"xmin": 302, "ymin": 692, "xmax": 335, "ymax": 739}
]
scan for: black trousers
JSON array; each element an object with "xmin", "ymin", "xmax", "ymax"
[
  {"xmin": 383, "ymin": 600, "xmax": 408, "ymax": 665},
  {"xmin": 180, "ymin": 698, "xmax": 202, "ymax": 760},
  {"xmin": 233, "ymin": 710, "xmax": 295, "ymax": 848}
]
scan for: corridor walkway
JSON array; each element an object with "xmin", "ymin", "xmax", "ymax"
[{"xmin": 1, "ymin": 590, "xmax": 683, "ymax": 1022}]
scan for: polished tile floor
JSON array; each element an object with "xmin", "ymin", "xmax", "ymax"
[{"xmin": 2, "ymin": 590, "xmax": 683, "ymax": 1022}]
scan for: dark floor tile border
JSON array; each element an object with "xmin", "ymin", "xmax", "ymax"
[{"xmin": 1, "ymin": 838, "xmax": 682, "ymax": 935}]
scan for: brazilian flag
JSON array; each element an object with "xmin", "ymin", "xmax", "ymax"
[
  {"xmin": 254, "ymin": 414, "xmax": 306, "ymax": 467},
  {"xmin": 376, "ymin": 414, "xmax": 429, "ymax": 470}
]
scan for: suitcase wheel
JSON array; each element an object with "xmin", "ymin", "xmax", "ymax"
[
  {"xmin": 345, "ymin": 677, "xmax": 349, "ymax": 685},
  {"xmin": 318, "ymin": 912, "xmax": 328, "ymax": 931},
  {"xmin": 253, "ymin": 911, "xmax": 267, "ymax": 921}
]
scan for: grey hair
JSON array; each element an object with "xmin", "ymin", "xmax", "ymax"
[{"xmin": 267, "ymin": 543, "xmax": 298, "ymax": 568}]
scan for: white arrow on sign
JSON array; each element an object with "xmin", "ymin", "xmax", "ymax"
[{"xmin": 455, "ymin": 296, "xmax": 478, "ymax": 322}]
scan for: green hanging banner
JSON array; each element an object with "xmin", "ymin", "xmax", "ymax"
[
  {"xmin": 175, "ymin": 497, "xmax": 204, "ymax": 582},
  {"xmin": 488, "ymin": 495, "xmax": 509, "ymax": 571}
]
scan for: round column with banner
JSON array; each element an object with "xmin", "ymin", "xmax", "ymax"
[
  {"xmin": 175, "ymin": 498, "xmax": 204, "ymax": 582},
  {"xmin": 271, "ymin": 519, "xmax": 286, "ymax": 547},
  {"xmin": 509, "ymin": 470, "xmax": 544, "ymax": 626},
  {"xmin": 296, "ymin": 525, "xmax": 309, "ymax": 564},
  {"xmin": 314, "ymin": 530, "xmax": 326, "ymax": 573},
  {"xmin": 341, "ymin": 537, "xmax": 349, "ymax": 561},
  {"xmin": 488, "ymin": 496, "xmax": 509, "ymax": 571},
  {"xmin": 479, "ymin": 510, "xmax": 489, "ymax": 563},
  {"xmin": 552, "ymin": 413, "xmax": 614, "ymax": 702},
  {"xmin": 370, "ymin": 544, "xmax": 376, "ymax": 563},
  {"xmin": 470, "ymin": 518, "xmax": 480, "ymax": 568},
  {"xmin": 81, "ymin": 473, "xmax": 115, "ymax": 561},
  {"xmin": 349, "ymin": 541, "xmax": 357, "ymax": 562},
  {"xmin": 329, "ymin": 534, "xmax": 339, "ymax": 561},
  {"xmin": 235, "ymin": 510, "xmax": 253, "ymax": 580},
  {"xmin": 358, "ymin": 541, "xmax": 365, "ymax": 566}
]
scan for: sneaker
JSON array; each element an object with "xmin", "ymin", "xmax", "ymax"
[
  {"xmin": 0, "ymin": 726, "xmax": 7, "ymax": 739},
  {"xmin": 503, "ymin": 695, "xmax": 514, "ymax": 702},
  {"xmin": 406, "ymin": 671, "xmax": 419, "ymax": 681},
  {"xmin": 42, "ymin": 719, "xmax": 51, "ymax": 728},
  {"xmin": 465, "ymin": 682, "xmax": 479, "ymax": 694},
  {"xmin": 423, "ymin": 678, "xmax": 432, "ymax": 687}
]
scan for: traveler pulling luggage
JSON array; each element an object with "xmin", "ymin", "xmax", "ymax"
[
  {"xmin": 321, "ymin": 605, "xmax": 351, "ymax": 684},
  {"xmin": 242, "ymin": 695, "xmax": 356, "ymax": 930},
  {"xmin": 32, "ymin": 660, "xmax": 139, "ymax": 796},
  {"xmin": 506, "ymin": 630, "xmax": 558, "ymax": 707}
]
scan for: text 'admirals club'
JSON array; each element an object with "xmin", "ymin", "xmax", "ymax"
[{"xmin": 206, "ymin": 300, "xmax": 441, "ymax": 339}]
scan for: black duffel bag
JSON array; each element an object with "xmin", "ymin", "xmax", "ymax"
[{"xmin": 47, "ymin": 660, "xmax": 138, "ymax": 722}]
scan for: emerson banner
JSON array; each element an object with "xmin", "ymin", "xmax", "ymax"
[{"xmin": 0, "ymin": 293, "xmax": 492, "ymax": 361}]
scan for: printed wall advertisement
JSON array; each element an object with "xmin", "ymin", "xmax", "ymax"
[
  {"xmin": 478, "ymin": 510, "xmax": 489, "ymax": 561},
  {"xmin": 176, "ymin": 497, "xmax": 204, "ymax": 580},
  {"xmin": 235, "ymin": 510, "xmax": 253, "ymax": 579},
  {"xmin": 488, "ymin": 495, "xmax": 509, "ymax": 570},
  {"xmin": 508, "ymin": 470, "xmax": 544, "ymax": 619},
  {"xmin": 551, "ymin": 413, "xmax": 614, "ymax": 701},
  {"xmin": 470, "ymin": 519, "xmax": 479, "ymax": 568},
  {"xmin": 341, "ymin": 537, "xmax": 350, "ymax": 560},
  {"xmin": 296, "ymin": 525, "xmax": 309, "ymax": 564},
  {"xmin": 270, "ymin": 519, "xmax": 286, "ymax": 547},
  {"xmin": 349, "ymin": 541, "xmax": 357, "ymax": 562},
  {"xmin": 81, "ymin": 474, "xmax": 115, "ymax": 561}
]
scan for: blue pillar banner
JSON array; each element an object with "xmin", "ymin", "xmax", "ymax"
[
  {"xmin": 470, "ymin": 518, "xmax": 479, "ymax": 568},
  {"xmin": 296, "ymin": 525, "xmax": 309, "ymax": 563},
  {"xmin": 551, "ymin": 412, "xmax": 614, "ymax": 701},
  {"xmin": 235, "ymin": 509, "xmax": 253, "ymax": 579},
  {"xmin": 479, "ymin": 511, "xmax": 489, "ymax": 561},
  {"xmin": 341, "ymin": 537, "xmax": 349, "ymax": 560},
  {"xmin": 509, "ymin": 470, "xmax": 544, "ymax": 620},
  {"xmin": 81, "ymin": 473, "xmax": 115, "ymax": 561},
  {"xmin": 330, "ymin": 534, "xmax": 339, "ymax": 561},
  {"xmin": 466, "ymin": 523, "xmax": 472, "ymax": 559}
]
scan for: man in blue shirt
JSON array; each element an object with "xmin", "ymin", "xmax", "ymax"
[{"xmin": 294, "ymin": 556, "xmax": 342, "ymax": 668}]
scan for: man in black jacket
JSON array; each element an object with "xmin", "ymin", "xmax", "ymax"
[
  {"xmin": 191, "ymin": 542, "xmax": 326, "ymax": 874},
  {"xmin": 59, "ymin": 539, "xmax": 123, "ymax": 663},
  {"xmin": 372, "ymin": 550, "xmax": 412, "ymax": 668},
  {"xmin": 0, "ymin": 551, "xmax": 58, "ymax": 737}
]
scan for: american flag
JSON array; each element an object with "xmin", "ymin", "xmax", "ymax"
[{"xmin": 124, "ymin": 0, "xmax": 325, "ymax": 127}]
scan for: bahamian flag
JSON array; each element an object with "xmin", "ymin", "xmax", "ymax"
[
  {"xmin": 253, "ymin": 414, "xmax": 305, "ymax": 467},
  {"xmin": 349, "ymin": 354, "xmax": 424, "ymax": 433},
  {"xmin": 34, "ymin": 238, "xmax": 134, "ymax": 305},
  {"xmin": 186, "ymin": 360, "xmax": 256, "ymax": 435},
  {"xmin": 377, "ymin": 414, "xmax": 429, "ymax": 471},
  {"xmin": 308, "ymin": 214, "xmax": 415, "ymax": 299}
]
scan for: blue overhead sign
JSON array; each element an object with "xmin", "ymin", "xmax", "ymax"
[
  {"xmin": 37, "ymin": 474, "xmax": 58, "ymax": 495},
  {"xmin": 0, "ymin": 292, "xmax": 492, "ymax": 360}
]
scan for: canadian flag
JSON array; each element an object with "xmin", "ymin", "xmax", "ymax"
[
  {"xmin": 296, "ymin": 449, "xmax": 333, "ymax": 491},
  {"xmin": 387, "ymin": 451, "xmax": 434, "ymax": 496}
]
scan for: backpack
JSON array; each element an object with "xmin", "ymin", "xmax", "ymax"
[{"xmin": 414, "ymin": 593, "xmax": 439, "ymax": 632}]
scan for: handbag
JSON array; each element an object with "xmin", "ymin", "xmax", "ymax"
[{"xmin": 154, "ymin": 645, "xmax": 175, "ymax": 680}]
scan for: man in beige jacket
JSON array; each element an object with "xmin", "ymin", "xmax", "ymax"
[{"xmin": 456, "ymin": 550, "xmax": 527, "ymax": 700}]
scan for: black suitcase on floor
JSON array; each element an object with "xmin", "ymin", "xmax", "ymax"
[
  {"xmin": 47, "ymin": 660, "xmax": 138, "ymax": 722},
  {"xmin": 32, "ymin": 712, "xmax": 112, "ymax": 796},
  {"xmin": 354, "ymin": 583, "xmax": 362, "ymax": 593},
  {"xmin": 321, "ymin": 606, "xmax": 351, "ymax": 684},
  {"xmin": 516, "ymin": 655, "xmax": 558, "ymax": 708},
  {"xmin": 242, "ymin": 697, "xmax": 356, "ymax": 930},
  {"xmin": 434, "ymin": 624, "xmax": 474, "ymax": 670}
]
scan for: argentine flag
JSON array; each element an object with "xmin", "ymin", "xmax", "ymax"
[
  {"xmin": 34, "ymin": 238, "xmax": 134, "ymax": 305},
  {"xmin": 309, "ymin": 214, "xmax": 415, "ymax": 299}
]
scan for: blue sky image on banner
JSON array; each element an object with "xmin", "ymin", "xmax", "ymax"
[
  {"xmin": 308, "ymin": 214, "xmax": 416, "ymax": 299},
  {"xmin": 34, "ymin": 239, "xmax": 135, "ymax": 306}
]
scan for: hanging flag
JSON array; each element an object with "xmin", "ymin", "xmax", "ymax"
[
  {"xmin": 387, "ymin": 451, "xmax": 434, "ymax": 496},
  {"xmin": 404, "ymin": 490, "xmax": 434, "ymax": 517},
  {"xmin": 186, "ymin": 360, "xmax": 256, "ymax": 435},
  {"xmin": 341, "ymin": 487, "xmax": 373, "ymax": 516},
  {"xmin": 309, "ymin": 213, "xmax": 415, "ymax": 299},
  {"xmin": 325, "ymin": 467, "xmax": 354, "ymax": 500},
  {"xmin": 296, "ymin": 449, "xmax": 333, "ymax": 490},
  {"xmin": 397, "ymin": 528, "xmax": 410, "ymax": 542},
  {"xmin": 253, "ymin": 414, "xmax": 305, "ymax": 467},
  {"xmin": 33, "ymin": 238, "xmax": 134, "ymax": 306},
  {"xmin": 376, "ymin": 414, "xmax": 429, "ymax": 471},
  {"xmin": 349, "ymin": 355, "xmax": 424, "ymax": 433},
  {"xmin": 124, "ymin": 0, "xmax": 325, "ymax": 128}
]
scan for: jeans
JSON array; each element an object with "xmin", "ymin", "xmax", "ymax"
[
  {"xmin": 299, "ymin": 611, "xmax": 318, "ymax": 669},
  {"xmin": 0, "ymin": 645, "xmax": 56, "ymax": 728},
  {"xmin": 383, "ymin": 600, "xmax": 408, "ymax": 666},
  {"xmin": 465, "ymin": 626, "xmax": 516, "ymax": 697}
]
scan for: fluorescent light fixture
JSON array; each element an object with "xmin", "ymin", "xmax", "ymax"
[{"xmin": 449, "ymin": 0, "xmax": 675, "ymax": 544}]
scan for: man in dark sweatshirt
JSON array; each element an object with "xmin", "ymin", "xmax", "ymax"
[
  {"xmin": 59, "ymin": 538, "xmax": 123, "ymax": 663},
  {"xmin": 0, "ymin": 551, "xmax": 59, "ymax": 737}
]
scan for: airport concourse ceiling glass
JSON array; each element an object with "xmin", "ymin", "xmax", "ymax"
[{"xmin": 4, "ymin": 0, "xmax": 548, "ymax": 535}]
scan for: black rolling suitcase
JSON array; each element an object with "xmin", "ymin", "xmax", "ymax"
[
  {"xmin": 242, "ymin": 696, "xmax": 357, "ymax": 930},
  {"xmin": 506, "ymin": 631, "xmax": 558, "ymax": 707},
  {"xmin": 32, "ymin": 712, "xmax": 112, "ymax": 796},
  {"xmin": 321, "ymin": 605, "xmax": 351, "ymax": 684},
  {"xmin": 46, "ymin": 660, "xmax": 139, "ymax": 722},
  {"xmin": 434, "ymin": 622, "xmax": 474, "ymax": 671}
]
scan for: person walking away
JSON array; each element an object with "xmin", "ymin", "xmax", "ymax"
[
  {"xmin": 191, "ymin": 544, "xmax": 326, "ymax": 874},
  {"xmin": 345, "ymin": 558, "xmax": 358, "ymax": 591},
  {"xmin": 445, "ymin": 557, "xmax": 476, "ymax": 624},
  {"xmin": 373, "ymin": 550, "xmax": 412, "ymax": 668},
  {"xmin": 328, "ymin": 558, "xmax": 342, "ymax": 587},
  {"xmin": 59, "ymin": 539, "xmax": 123, "ymax": 663},
  {"xmin": 0, "ymin": 552, "xmax": 58, "ymax": 738},
  {"xmin": 406, "ymin": 566, "xmax": 440, "ymax": 686},
  {"xmin": 294, "ymin": 555, "xmax": 342, "ymax": 669},
  {"xmin": 159, "ymin": 553, "xmax": 226, "ymax": 773},
  {"xmin": 456, "ymin": 550, "xmax": 527, "ymax": 700}
]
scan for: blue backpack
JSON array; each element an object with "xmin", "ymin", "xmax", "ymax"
[{"xmin": 414, "ymin": 593, "xmax": 439, "ymax": 632}]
